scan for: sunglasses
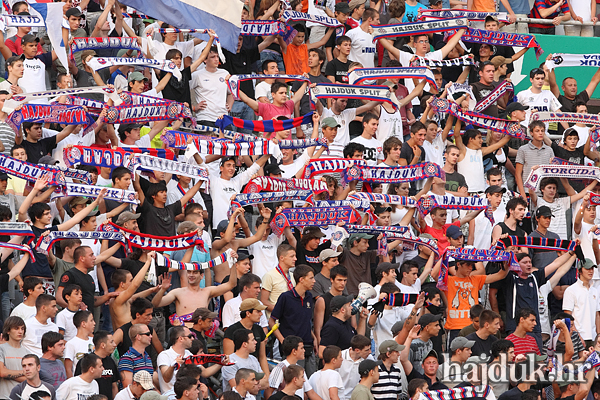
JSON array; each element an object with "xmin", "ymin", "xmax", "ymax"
[
  {"xmin": 139, "ymin": 332, "xmax": 152, "ymax": 336},
  {"xmin": 187, "ymin": 334, "xmax": 196, "ymax": 339}
]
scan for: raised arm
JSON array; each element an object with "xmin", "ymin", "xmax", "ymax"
[
  {"xmin": 440, "ymin": 29, "xmax": 465, "ymax": 59},
  {"xmin": 57, "ymin": 189, "xmax": 107, "ymax": 231},
  {"xmin": 190, "ymin": 31, "xmax": 216, "ymax": 73}
]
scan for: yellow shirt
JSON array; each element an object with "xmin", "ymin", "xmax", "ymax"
[{"xmin": 262, "ymin": 267, "xmax": 296, "ymax": 318}]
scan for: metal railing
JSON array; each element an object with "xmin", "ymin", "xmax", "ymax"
[{"xmin": 516, "ymin": 17, "xmax": 598, "ymax": 25}]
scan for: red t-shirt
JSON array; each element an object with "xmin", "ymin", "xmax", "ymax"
[
  {"xmin": 422, "ymin": 221, "xmax": 460, "ymax": 254},
  {"xmin": 506, "ymin": 333, "xmax": 541, "ymax": 356},
  {"xmin": 6, "ymin": 35, "xmax": 44, "ymax": 56}
]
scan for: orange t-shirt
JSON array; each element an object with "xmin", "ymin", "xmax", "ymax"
[
  {"xmin": 473, "ymin": 0, "xmax": 496, "ymax": 11},
  {"xmin": 283, "ymin": 43, "xmax": 309, "ymax": 76},
  {"xmin": 443, "ymin": 274, "xmax": 487, "ymax": 330}
]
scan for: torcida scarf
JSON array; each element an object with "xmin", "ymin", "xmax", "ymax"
[{"xmin": 525, "ymin": 164, "xmax": 600, "ymax": 191}]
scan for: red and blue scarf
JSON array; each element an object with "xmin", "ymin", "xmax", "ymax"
[
  {"xmin": 99, "ymin": 222, "xmax": 205, "ymax": 252},
  {"xmin": 0, "ymin": 154, "xmax": 66, "ymax": 186},
  {"xmin": 244, "ymin": 176, "xmax": 329, "ymax": 194},
  {"xmin": 445, "ymin": 27, "xmax": 543, "ymax": 59},
  {"xmin": 303, "ymin": 158, "xmax": 367, "ymax": 179},
  {"xmin": 230, "ymin": 190, "xmax": 314, "ymax": 215},
  {"xmin": 343, "ymin": 162, "xmax": 444, "ymax": 185},
  {"xmin": 438, "ymin": 248, "xmax": 513, "ymax": 290},
  {"xmin": 7, "ymin": 104, "xmax": 96, "ymax": 135},
  {"xmin": 104, "ymin": 102, "xmax": 195, "ymax": 126},
  {"xmin": 417, "ymin": 194, "xmax": 493, "ymax": 224},
  {"xmin": 216, "ymin": 113, "xmax": 313, "ymax": 133},
  {"xmin": 64, "ymin": 146, "xmax": 174, "ymax": 169},
  {"xmin": 270, "ymin": 206, "xmax": 360, "ymax": 236}
]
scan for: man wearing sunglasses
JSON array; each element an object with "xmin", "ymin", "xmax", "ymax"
[
  {"xmin": 157, "ymin": 326, "xmax": 194, "ymax": 393},
  {"xmin": 117, "ymin": 324, "xmax": 154, "ymax": 388}
]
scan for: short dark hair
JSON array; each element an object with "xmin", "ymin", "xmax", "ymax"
[
  {"xmin": 175, "ymin": 376, "xmax": 200, "ymax": 399},
  {"xmin": 23, "ymin": 277, "xmax": 42, "ymax": 298},
  {"xmin": 516, "ymin": 307, "xmax": 536, "ymax": 325},
  {"xmin": 80, "ymin": 353, "xmax": 100, "ymax": 373},
  {"xmin": 0, "ymin": 205, "xmax": 11, "ymax": 222},
  {"xmin": 376, "ymin": 263, "xmax": 396, "ymax": 282},
  {"xmin": 277, "ymin": 244, "xmax": 295, "ymax": 260},
  {"xmin": 293, "ymin": 264, "xmax": 314, "ymax": 283},
  {"xmin": 408, "ymin": 379, "xmax": 427, "ymax": 398},
  {"xmin": 539, "ymin": 177, "xmax": 558, "ymax": 191},
  {"xmin": 362, "ymin": 113, "xmax": 379, "ymax": 125},
  {"xmin": 470, "ymin": 304, "xmax": 484, "ymax": 319},
  {"xmin": 10, "ymin": 144, "xmax": 26, "ymax": 157},
  {"xmin": 522, "ymin": 389, "xmax": 540, "ymax": 400},
  {"xmin": 146, "ymin": 182, "xmax": 168, "ymax": 203},
  {"xmin": 22, "ymin": 354, "xmax": 40, "ymax": 367},
  {"xmin": 323, "ymin": 345, "xmax": 341, "ymax": 363},
  {"xmin": 486, "ymin": 167, "xmax": 502, "ymax": 180},
  {"xmin": 336, "ymin": 35, "xmax": 351, "ymax": 46},
  {"xmin": 283, "ymin": 364, "xmax": 304, "ymax": 384},
  {"xmin": 411, "ymin": 121, "xmax": 426, "ymax": 134},
  {"xmin": 35, "ymin": 294, "xmax": 55, "ymax": 310},
  {"xmin": 165, "ymin": 48, "xmax": 183, "ymax": 60},
  {"xmin": 130, "ymin": 298, "xmax": 153, "ymax": 320},
  {"xmin": 281, "ymin": 335, "xmax": 303, "ymax": 357},
  {"xmin": 350, "ymin": 334, "xmax": 371, "ymax": 350},
  {"xmin": 261, "ymin": 59, "xmax": 278, "ymax": 73},
  {"xmin": 62, "ymin": 284, "xmax": 81, "ymax": 303},
  {"xmin": 111, "ymin": 269, "xmax": 131, "ymax": 289},
  {"xmin": 330, "ymin": 265, "xmax": 348, "ymax": 280},
  {"xmin": 73, "ymin": 310, "xmax": 92, "ymax": 329},
  {"xmin": 93, "ymin": 330, "xmax": 111, "ymax": 348},
  {"xmin": 529, "ymin": 120, "xmax": 545, "ymax": 132},
  {"xmin": 238, "ymin": 273, "xmax": 261, "ymax": 293},
  {"xmin": 308, "ymin": 48, "xmax": 326, "ymax": 66},
  {"xmin": 506, "ymin": 197, "xmax": 528, "ymax": 218},
  {"xmin": 479, "ymin": 310, "xmax": 500, "ymax": 327},
  {"xmin": 383, "ymin": 137, "xmax": 402, "ymax": 157},
  {"xmin": 491, "ymin": 339, "xmax": 514, "ymax": 359},
  {"xmin": 344, "ymin": 142, "xmax": 365, "ymax": 158},
  {"xmin": 463, "ymin": 129, "xmax": 482, "ymax": 144},
  {"xmin": 176, "ymin": 363, "xmax": 202, "ymax": 381},
  {"xmin": 41, "ymin": 332, "xmax": 64, "ymax": 353},
  {"xmin": 111, "ymin": 166, "xmax": 131, "ymax": 183},
  {"xmin": 271, "ymin": 81, "xmax": 287, "ymax": 94},
  {"xmin": 380, "ymin": 282, "xmax": 399, "ymax": 295},
  {"xmin": 73, "ymin": 246, "xmax": 91, "ymax": 264},
  {"xmin": 363, "ymin": 7, "xmax": 378, "ymax": 20},
  {"xmin": 29, "ymin": 392, "xmax": 52, "ymax": 400},
  {"xmin": 233, "ymin": 329, "xmax": 252, "ymax": 351},
  {"xmin": 400, "ymin": 260, "xmax": 418, "ymax": 277},
  {"xmin": 2, "ymin": 316, "xmax": 25, "ymax": 341},
  {"xmin": 28, "ymin": 202, "xmax": 51, "ymax": 224}
]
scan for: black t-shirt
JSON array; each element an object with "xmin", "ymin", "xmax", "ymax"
[
  {"xmin": 497, "ymin": 386, "xmax": 524, "ymax": 400},
  {"xmin": 160, "ymin": 66, "xmax": 193, "ymax": 106},
  {"xmin": 325, "ymin": 58, "xmax": 351, "ymax": 83},
  {"xmin": 74, "ymin": 355, "xmax": 119, "ymax": 398},
  {"xmin": 116, "ymin": 322, "xmax": 156, "ymax": 357},
  {"xmin": 23, "ymin": 225, "xmax": 58, "ymax": 278},
  {"xmin": 466, "ymin": 332, "xmax": 497, "ymax": 358},
  {"xmin": 23, "ymin": 136, "xmax": 57, "ymax": 165},
  {"xmin": 551, "ymin": 142, "xmax": 585, "ymax": 165},
  {"xmin": 295, "ymin": 240, "xmax": 330, "ymax": 274},
  {"xmin": 59, "ymin": 267, "xmax": 96, "ymax": 311},
  {"xmin": 400, "ymin": 141, "xmax": 426, "ymax": 194},
  {"xmin": 224, "ymin": 321, "xmax": 266, "ymax": 359},
  {"xmin": 559, "ymin": 91, "xmax": 589, "ymax": 112},
  {"xmin": 445, "ymin": 171, "xmax": 468, "ymax": 192},
  {"xmin": 325, "ymin": 23, "xmax": 352, "ymax": 49},
  {"xmin": 120, "ymin": 258, "xmax": 167, "ymax": 293},
  {"xmin": 320, "ymin": 316, "xmax": 356, "ymax": 350},
  {"xmin": 269, "ymin": 392, "xmax": 302, "ymax": 400},
  {"xmin": 471, "ymin": 81, "xmax": 500, "ymax": 118},
  {"xmin": 221, "ymin": 46, "xmax": 260, "ymax": 99},
  {"xmin": 292, "ymin": 73, "xmax": 329, "ymax": 116},
  {"xmin": 138, "ymin": 200, "xmax": 182, "ymax": 237}
]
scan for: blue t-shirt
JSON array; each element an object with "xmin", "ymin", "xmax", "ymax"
[{"xmin": 403, "ymin": 2, "xmax": 428, "ymax": 22}]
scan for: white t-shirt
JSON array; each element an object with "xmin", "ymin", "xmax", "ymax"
[
  {"xmin": 321, "ymin": 107, "xmax": 357, "ymax": 147},
  {"xmin": 166, "ymin": 179, "xmax": 207, "ymax": 210},
  {"xmin": 563, "ymin": 279, "xmax": 600, "ymax": 341},
  {"xmin": 158, "ymin": 348, "xmax": 193, "ymax": 393},
  {"xmin": 191, "ymin": 68, "xmax": 230, "ymax": 122},
  {"xmin": 222, "ymin": 296, "xmax": 269, "ymax": 328},
  {"xmin": 538, "ymin": 281, "xmax": 553, "ymax": 335},
  {"xmin": 472, "ymin": 210, "xmax": 494, "ymax": 250},
  {"xmin": 247, "ymin": 234, "xmax": 285, "ymax": 279},
  {"xmin": 398, "ymin": 49, "xmax": 443, "ymax": 104},
  {"xmin": 64, "ymin": 336, "xmax": 95, "ymax": 375},
  {"xmin": 209, "ymin": 163, "xmax": 260, "ymax": 227},
  {"xmin": 339, "ymin": 349, "xmax": 375, "ymax": 400},
  {"xmin": 269, "ymin": 359, "xmax": 313, "ymax": 397},
  {"xmin": 56, "ymin": 376, "xmax": 99, "ymax": 400},
  {"xmin": 118, "ymin": 134, "xmax": 152, "ymax": 149},
  {"xmin": 536, "ymin": 197, "xmax": 571, "ymax": 240},
  {"xmin": 22, "ymin": 57, "xmax": 48, "ymax": 96},
  {"xmin": 308, "ymin": 369, "xmax": 345, "ymax": 400},
  {"xmin": 148, "ymin": 39, "xmax": 195, "ymax": 87},
  {"xmin": 373, "ymin": 308, "xmax": 404, "ymax": 354},
  {"xmin": 396, "ymin": 278, "xmax": 421, "ymax": 320},
  {"xmin": 10, "ymin": 303, "xmax": 36, "ymax": 322},
  {"xmin": 423, "ymin": 133, "xmax": 445, "ymax": 167},
  {"xmin": 255, "ymin": 81, "xmax": 273, "ymax": 103},
  {"xmin": 23, "ymin": 317, "xmax": 59, "ymax": 357},
  {"xmin": 350, "ymin": 135, "xmax": 384, "ymax": 166},
  {"xmin": 280, "ymin": 151, "xmax": 311, "ymax": 179},
  {"xmin": 56, "ymin": 308, "xmax": 78, "ymax": 341},
  {"xmin": 517, "ymin": 89, "xmax": 562, "ymax": 129},
  {"xmin": 376, "ymin": 106, "xmax": 404, "ymax": 143},
  {"xmin": 346, "ymin": 27, "xmax": 376, "ymax": 69}
]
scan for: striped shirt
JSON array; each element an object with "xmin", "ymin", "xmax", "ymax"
[
  {"xmin": 117, "ymin": 347, "xmax": 154, "ymax": 375},
  {"xmin": 0, "ymin": 122, "xmax": 14, "ymax": 156},
  {"xmin": 505, "ymin": 333, "xmax": 541, "ymax": 356},
  {"xmin": 528, "ymin": 0, "xmax": 570, "ymax": 28},
  {"xmin": 371, "ymin": 363, "xmax": 404, "ymax": 400},
  {"xmin": 515, "ymin": 142, "xmax": 554, "ymax": 190}
]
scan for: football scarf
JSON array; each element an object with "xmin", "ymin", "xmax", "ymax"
[
  {"xmin": 99, "ymin": 222, "xmax": 205, "ymax": 252},
  {"xmin": 241, "ymin": 20, "xmax": 288, "ymax": 36},
  {"xmin": 417, "ymin": 194, "xmax": 493, "ymax": 223},
  {"xmin": 63, "ymin": 96, "xmax": 106, "ymax": 114},
  {"xmin": 0, "ymin": 154, "xmax": 66, "ymax": 186},
  {"xmin": 70, "ymin": 36, "xmax": 142, "ymax": 58},
  {"xmin": 531, "ymin": 111, "xmax": 600, "ymax": 125},
  {"xmin": 348, "ymin": 67, "xmax": 437, "ymax": 90},
  {"xmin": 224, "ymin": 131, "xmax": 328, "ymax": 150},
  {"xmin": 330, "ymin": 224, "xmax": 408, "ymax": 247},
  {"xmin": 7, "ymin": 104, "xmax": 96, "ymax": 135},
  {"xmin": 343, "ymin": 162, "xmax": 445, "ymax": 184},
  {"xmin": 525, "ymin": 164, "xmax": 600, "ymax": 191},
  {"xmin": 314, "ymin": 199, "xmax": 371, "ymax": 210},
  {"xmin": 156, "ymin": 28, "xmax": 225, "ymax": 62},
  {"xmin": 118, "ymin": 91, "xmax": 177, "ymax": 105},
  {"xmin": 3, "ymin": 86, "xmax": 121, "ymax": 113},
  {"xmin": 420, "ymin": 386, "xmax": 492, "ymax": 400},
  {"xmin": 0, "ymin": 242, "xmax": 35, "ymax": 262},
  {"xmin": 282, "ymin": 10, "xmax": 344, "ymax": 31},
  {"xmin": 161, "ymin": 128, "xmax": 229, "ymax": 149},
  {"xmin": 87, "ymin": 57, "xmax": 183, "ymax": 81},
  {"xmin": 150, "ymin": 250, "xmax": 235, "ymax": 287},
  {"xmin": 545, "ymin": 54, "xmax": 600, "ymax": 71},
  {"xmin": 36, "ymin": 231, "xmax": 126, "ymax": 255},
  {"xmin": 420, "ymin": 9, "xmax": 509, "ymax": 22},
  {"xmin": 410, "ymin": 54, "xmax": 476, "ymax": 69},
  {"xmin": 104, "ymin": 102, "xmax": 194, "ymax": 126},
  {"xmin": 371, "ymin": 18, "xmax": 468, "ymax": 42},
  {"xmin": 63, "ymin": 146, "xmax": 175, "ymax": 169},
  {"xmin": 0, "ymin": 223, "xmax": 35, "ymax": 246},
  {"xmin": 187, "ymin": 139, "xmax": 282, "ymax": 161},
  {"xmin": 50, "ymin": 183, "xmax": 139, "ymax": 204},
  {"xmin": 588, "ymin": 193, "xmax": 600, "ymax": 207},
  {"xmin": 311, "ymin": 83, "xmax": 402, "ymax": 108},
  {"xmin": 178, "ymin": 354, "xmax": 234, "ymax": 368},
  {"xmin": 446, "ymin": 28, "xmax": 544, "ymax": 59},
  {"xmin": 227, "ymin": 74, "xmax": 311, "ymax": 99},
  {"xmin": 216, "ymin": 112, "xmax": 313, "ymax": 133},
  {"xmin": 495, "ymin": 236, "xmax": 583, "ymax": 260},
  {"xmin": 347, "ymin": 192, "xmax": 417, "ymax": 207},
  {"xmin": 270, "ymin": 206, "xmax": 359, "ymax": 236},
  {"xmin": 431, "ymin": 97, "xmax": 528, "ymax": 139},
  {"xmin": 243, "ymin": 176, "xmax": 329, "ymax": 194},
  {"xmin": 230, "ymin": 191, "xmax": 314, "ymax": 214},
  {"xmin": 438, "ymin": 248, "xmax": 512, "ymax": 290},
  {"xmin": 474, "ymin": 80, "xmax": 514, "ymax": 113},
  {"xmin": 386, "ymin": 230, "xmax": 440, "ymax": 257},
  {"xmin": 370, "ymin": 292, "xmax": 420, "ymax": 314},
  {"xmin": 129, "ymin": 154, "xmax": 210, "ymax": 180},
  {"xmin": 302, "ymin": 158, "xmax": 367, "ymax": 179}
]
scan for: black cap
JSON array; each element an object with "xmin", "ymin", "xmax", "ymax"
[
  {"xmin": 117, "ymin": 123, "xmax": 142, "ymax": 136},
  {"xmin": 303, "ymin": 226, "xmax": 325, "ymax": 239},
  {"xmin": 485, "ymin": 185, "xmax": 507, "ymax": 195},
  {"xmin": 0, "ymin": 172, "xmax": 8, "ymax": 180},
  {"xmin": 220, "ymin": 156, "xmax": 236, "ymax": 166},
  {"xmin": 358, "ymin": 359, "xmax": 379, "ymax": 377},
  {"xmin": 429, "ymin": 0, "xmax": 442, "ymax": 4},
  {"xmin": 264, "ymin": 163, "xmax": 282, "ymax": 176},
  {"xmin": 236, "ymin": 251, "xmax": 254, "ymax": 262},
  {"xmin": 535, "ymin": 206, "xmax": 554, "ymax": 218},
  {"xmin": 374, "ymin": 205, "xmax": 392, "ymax": 215},
  {"xmin": 418, "ymin": 313, "xmax": 442, "ymax": 326},
  {"xmin": 21, "ymin": 34, "xmax": 40, "ymax": 45},
  {"xmin": 335, "ymin": 2, "xmax": 351, "ymax": 13},
  {"xmin": 330, "ymin": 295, "xmax": 353, "ymax": 312},
  {"xmin": 506, "ymin": 102, "xmax": 529, "ymax": 115},
  {"xmin": 216, "ymin": 219, "xmax": 230, "ymax": 235},
  {"xmin": 65, "ymin": 7, "xmax": 84, "ymax": 18},
  {"xmin": 446, "ymin": 224, "xmax": 464, "ymax": 239}
]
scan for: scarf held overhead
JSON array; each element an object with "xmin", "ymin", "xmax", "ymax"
[
  {"xmin": 348, "ymin": 67, "xmax": 437, "ymax": 90},
  {"xmin": 417, "ymin": 194, "xmax": 493, "ymax": 223},
  {"xmin": 495, "ymin": 236, "xmax": 583, "ymax": 260},
  {"xmin": 186, "ymin": 139, "xmax": 282, "ymax": 161},
  {"xmin": 420, "ymin": 9, "xmax": 509, "ymax": 22},
  {"xmin": 0, "ymin": 222, "xmax": 35, "ymax": 245},
  {"xmin": 447, "ymin": 28, "xmax": 544, "ymax": 59},
  {"xmin": 104, "ymin": 102, "xmax": 194, "ymax": 126},
  {"xmin": 230, "ymin": 190, "xmax": 314, "ymax": 215},
  {"xmin": 303, "ymin": 158, "xmax": 367, "ymax": 179},
  {"xmin": 7, "ymin": 104, "xmax": 96, "ymax": 135},
  {"xmin": 227, "ymin": 74, "xmax": 311, "ymax": 99},
  {"xmin": 344, "ymin": 162, "xmax": 445, "ymax": 184},
  {"xmin": 63, "ymin": 146, "xmax": 175, "ymax": 169},
  {"xmin": 87, "ymin": 57, "xmax": 182, "ymax": 81},
  {"xmin": 311, "ymin": 83, "xmax": 402, "ymax": 108},
  {"xmin": 70, "ymin": 36, "xmax": 142, "ymax": 58},
  {"xmin": 525, "ymin": 165, "xmax": 600, "ymax": 191},
  {"xmin": 270, "ymin": 206, "xmax": 359, "ymax": 236},
  {"xmin": 3, "ymin": 86, "xmax": 122, "ymax": 113},
  {"xmin": 100, "ymin": 222, "xmax": 206, "ymax": 252},
  {"xmin": 156, "ymin": 28, "xmax": 225, "ymax": 63},
  {"xmin": 410, "ymin": 54, "xmax": 475, "ymax": 69},
  {"xmin": 243, "ymin": 176, "xmax": 329, "ymax": 194},
  {"xmin": 347, "ymin": 192, "xmax": 417, "ymax": 207},
  {"xmin": 216, "ymin": 112, "xmax": 313, "ymax": 133},
  {"xmin": 545, "ymin": 54, "xmax": 600, "ymax": 70},
  {"xmin": 0, "ymin": 154, "xmax": 66, "ymax": 186},
  {"xmin": 129, "ymin": 154, "xmax": 209, "ymax": 181},
  {"xmin": 438, "ymin": 248, "xmax": 512, "ymax": 290},
  {"xmin": 223, "ymin": 130, "xmax": 328, "ymax": 150},
  {"xmin": 419, "ymin": 386, "xmax": 492, "ymax": 400},
  {"xmin": 37, "ymin": 231, "xmax": 126, "ymax": 255},
  {"xmin": 370, "ymin": 18, "xmax": 468, "ymax": 42},
  {"xmin": 51, "ymin": 183, "xmax": 139, "ymax": 204}
]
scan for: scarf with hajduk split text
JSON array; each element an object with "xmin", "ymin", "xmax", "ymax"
[
  {"xmin": 410, "ymin": 54, "xmax": 476, "ymax": 69},
  {"xmin": 343, "ymin": 162, "xmax": 444, "ymax": 185},
  {"xmin": 129, "ymin": 154, "xmax": 209, "ymax": 181},
  {"xmin": 243, "ymin": 176, "xmax": 329, "ymax": 194},
  {"xmin": 270, "ymin": 206, "xmax": 360, "ymax": 236},
  {"xmin": 437, "ymin": 248, "xmax": 513, "ymax": 290},
  {"xmin": 99, "ymin": 222, "xmax": 206, "ymax": 252},
  {"xmin": 63, "ymin": 146, "xmax": 175, "ymax": 169},
  {"xmin": 311, "ymin": 83, "xmax": 402, "ymax": 108},
  {"xmin": 525, "ymin": 164, "xmax": 600, "ymax": 191},
  {"xmin": 0, "ymin": 154, "xmax": 66, "ymax": 186},
  {"xmin": 229, "ymin": 191, "xmax": 314, "ymax": 215},
  {"xmin": 185, "ymin": 139, "xmax": 282, "ymax": 161},
  {"xmin": 7, "ymin": 104, "xmax": 96, "ymax": 135},
  {"xmin": 50, "ymin": 183, "xmax": 139, "ymax": 204},
  {"xmin": 0, "ymin": 222, "xmax": 35, "ymax": 244},
  {"xmin": 545, "ymin": 53, "xmax": 600, "ymax": 71},
  {"xmin": 420, "ymin": 9, "xmax": 509, "ymax": 22},
  {"xmin": 431, "ymin": 97, "xmax": 528, "ymax": 139},
  {"xmin": 445, "ymin": 27, "xmax": 544, "ymax": 59},
  {"xmin": 348, "ymin": 67, "xmax": 437, "ymax": 89},
  {"xmin": 371, "ymin": 18, "xmax": 468, "ymax": 42},
  {"xmin": 104, "ymin": 101, "xmax": 194, "ymax": 126},
  {"xmin": 417, "ymin": 194, "xmax": 493, "ymax": 224},
  {"xmin": 227, "ymin": 74, "xmax": 311, "ymax": 99},
  {"xmin": 87, "ymin": 57, "xmax": 183, "ymax": 81},
  {"xmin": 303, "ymin": 158, "xmax": 367, "ymax": 179},
  {"xmin": 347, "ymin": 192, "xmax": 417, "ymax": 207}
]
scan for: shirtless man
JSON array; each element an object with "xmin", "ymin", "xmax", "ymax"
[
  {"xmin": 151, "ymin": 255, "xmax": 238, "ymax": 327},
  {"xmin": 109, "ymin": 251, "xmax": 160, "ymax": 330}
]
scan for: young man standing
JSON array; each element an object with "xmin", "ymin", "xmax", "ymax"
[
  {"xmin": 346, "ymin": 8, "xmax": 379, "ymax": 68},
  {"xmin": 269, "ymin": 365, "xmax": 306, "ymax": 400},
  {"xmin": 350, "ymin": 113, "xmax": 384, "ymax": 166},
  {"xmin": 22, "ymin": 295, "xmax": 59, "ymax": 357},
  {"xmin": 9, "ymin": 354, "xmax": 54, "ymax": 400},
  {"xmin": 56, "ymin": 353, "xmax": 104, "ymax": 400},
  {"xmin": 319, "ymin": 296, "xmax": 368, "ymax": 355},
  {"xmin": 261, "ymin": 244, "xmax": 297, "ymax": 314},
  {"xmin": 0, "ymin": 56, "xmax": 24, "ymax": 95},
  {"xmin": 325, "ymin": 36, "xmax": 352, "ymax": 84},
  {"xmin": 563, "ymin": 258, "xmax": 600, "ymax": 347},
  {"xmin": 443, "ymin": 144, "xmax": 468, "ymax": 196},
  {"xmin": 471, "ymin": 62, "xmax": 509, "ymax": 118},
  {"xmin": 0, "ymin": 317, "xmax": 28, "ymax": 398},
  {"xmin": 10, "ymin": 277, "xmax": 43, "ymax": 321},
  {"xmin": 39, "ymin": 332, "xmax": 66, "ymax": 390},
  {"xmin": 157, "ymin": 326, "xmax": 193, "ymax": 393},
  {"xmin": 221, "ymin": 330, "xmax": 266, "ymax": 392},
  {"xmin": 468, "ymin": 186, "xmax": 506, "ymax": 249},
  {"xmin": 308, "ymin": 346, "xmax": 344, "ymax": 400},
  {"xmin": 311, "ymin": 249, "xmax": 342, "ymax": 297},
  {"xmin": 465, "ymin": 310, "xmax": 501, "ymax": 358},
  {"xmin": 232, "ymin": 368, "xmax": 262, "ymax": 400},
  {"xmin": 73, "ymin": 330, "xmax": 119, "ymax": 400},
  {"xmin": 506, "ymin": 308, "xmax": 541, "ymax": 355},
  {"xmin": 117, "ymin": 324, "xmax": 154, "ymax": 387},
  {"xmin": 371, "ymin": 340, "xmax": 404, "ymax": 400},
  {"xmin": 255, "ymin": 60, "xmax": 279, "ymax": 104},
  {"xmin": 64, "ymin": 311, "xmax": 95, "ymax": 377}
]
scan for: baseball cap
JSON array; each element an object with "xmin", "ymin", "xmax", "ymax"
[
  {"xmin": 484, "ymin": 15, "xmax": 499, "ymax": 23},
  {"xmin": 450, "ymin": 336, "xmax": 476, "ymax": 351},
  {"xmin": 581, "ymin": 258, "xmax": 596, "ymax": 270},
  {"xmin": 116, "ymin": 212, "xmax": 141, "ymax": 226},
  {"xmin": 485, "ymin": 185, "xmax": 507, "ymax": 195},
  {"xmin": 429, "ymin": 0, "xmax": 442, "ymax": 4},
  {"xmin": 240, "ymin": 298, "xmax": 267, "ymax": 312},
  {"xmin": 21, "ymin": 34, "xmax": 40, "ymax": 45},
  {"xmin": 446, "ymin": 225, "xmax": 464, "ymax": 239},
  {"xmin": 420, "ymin": 233, "xmax": 435, "ymax": 241},
  {"xmin": 0, "ymin": 172, "xmax": 8, "ymax": 180},
  {"xmin": 349, "ymin": 233, "xmax": 373, "ymax": 243},
  {"xmin": 251, "ymin": 370, "xmax": 266, "ymax": 380},
  {"xmin": 303, "ymin": 226, "xmax": 325, "ymax": 239},
  {"xmin": 418, "ymin": 313, "xmax": 442, "ymax": 326},
  {"xmin": 128, "ymin": 71, "xmax": 148, "ymax": 83},
  {"xmin": 423, "ymin": 349, "xmax": 439, "ymax": 361},
  {"xmin": 391, "ymin": 320, "xmax": 404, "ymax": 337},
  {"xmin": 506, "ymin": 102, "xmax": 529, "ymax": 115},
  {"xmin": 220, "ymin": 156, "xmax": 236, "ymax": 166},
  {"xmin": 379, "ymin": 340, "xmax": 405, "ymax": 354},
  {"xmin": 140, "ymin": 392, "xmax": 169, "ymax": 400},
  {"xmin": 319, "ymin": 248, "xmax": 341, "ymax": 262},
  {"xmin": 374, "ymin": 205, "xmax": 392, "ymax": 215},
  {"xmin": 321, "ymin": 117, "xmax": 341, "ymax": 129},
  {"xmin": 330, "ymin": 295, "xmax": 353, "ymax": 312},
  {"xmin": 133, "ymin": 371, "xmax": 154, "ymax": 390},
  {"xmin": 66, "ymin": 7, "xmax": 84, "ymax": 18},
  {"xmin": 38, "ymin": 156, "xmax": 59, "ymax": 165},
  {"xmin": 118, "ymin": 123, "xmax": 143, "ymax": 136},
  {"xmin": 236, "ymin": 251, "xmax": 254, "ymax": 262},
  {"xmin": 216, "ymin": 220, "xmax": 230, "ymax": 235},
  {"xmin": 348, "ymin": 0, "xmax": 366, "ymax": 11},
  {"xmin": 535, "ymin": 206, "xmax": 554, "ymax": 219},
  {"xmin": 69, "ymin": 197, "xmax": 89, "ymax": 208},
  {"xmin": 191, "ymin": 308, "xmax": 218, "ymax": 323},
  {"xmin": 491, "ymin": 56, "xmax": 512, "ymax": 69},
  {"xmin": 264, "ymin": 163, "xmax": 282, "ymax": 176},
  {"xmin": 358, "ymin": 359, "xmax": 379, "ymax": 377},
  {"xmin": 117, "ymin": 48, "xmax": 139, "ymax": 58},
  {"xmin": 335, "ymin": 2, "xmax": 350, "ymax": 13}
]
